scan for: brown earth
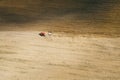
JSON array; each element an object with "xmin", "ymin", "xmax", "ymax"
[{"xmin": 0, "ymin": 31, "xmax": 120, "ymax": 80}]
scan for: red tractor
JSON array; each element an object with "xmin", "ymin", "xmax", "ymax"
[{"xmin": 39, "ymin": 32, "xmax": 46, "ymax": 37}]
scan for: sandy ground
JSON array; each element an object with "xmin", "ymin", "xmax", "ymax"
[{"xmin": 0, "ymin": 31, "xmax": 119, "ymax": 80}]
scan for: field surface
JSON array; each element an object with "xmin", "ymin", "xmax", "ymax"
[{"xmin": 0, "ymin": 32, "xmax": 120, "ymax": 80}]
